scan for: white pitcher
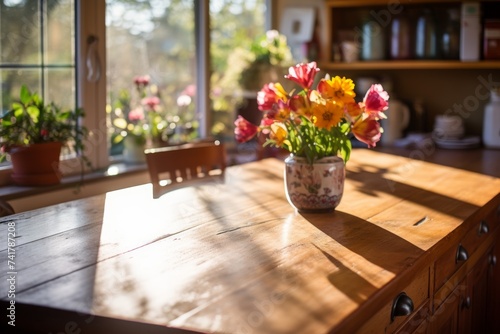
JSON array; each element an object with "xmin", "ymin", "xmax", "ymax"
[{"xmin": 381, "ymin": 99, "xmax": 410, "ymax": 145}]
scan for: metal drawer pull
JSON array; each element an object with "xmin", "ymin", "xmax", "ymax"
[
  {"xmin": 462, "ymin": 296, "xmax": 471, "ymax": 309},
  {"xmin": 456, "ymin": 245, "xmax": 469, "ymax": 263},
  {"xmin": 391, "ymin": 292, "xmax": 414, "ymax": 322},
  {"xmin": 478, "ymin": 220, "xmax": 489, "ymax": 235},
  {"xmin": 490, "ymin": 255, "xmax": 497, "ymax": 266}
]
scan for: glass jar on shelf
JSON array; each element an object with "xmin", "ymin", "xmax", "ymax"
[{"xmin": 415, "ymin": 9, "xmax": 437, "ymax": 59}]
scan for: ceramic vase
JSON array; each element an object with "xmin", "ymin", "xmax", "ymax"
[
  {"xmin": 123, "ymin": 136, "xmax": 146, "ymax": 163},
  {"xmin": 284, "ymin": 155, "xmax": 345, "ymax": 213}
]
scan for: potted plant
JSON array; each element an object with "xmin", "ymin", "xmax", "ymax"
[
  {"xmin": 234, "ymin": 61, "xmax": 389, "ymax": 212},
  {"xmin": 0, "ymin": 85, "xmax": 89, "ymax": 186},
  {"xmin": 237, "ymin": 30, "xmax": 294, "ymax": 92}
]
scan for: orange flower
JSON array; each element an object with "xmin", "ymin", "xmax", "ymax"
[
  {"xmin": 289, "ymin": 94, "xmax": 312, "ymax": 119},
  {"xmin": 317, "ymin": 76, "xmax": 356, "ymax": 106},
  {"xmin": 312, "ymin": 101, "xmax": 343, "ymax": 130},
  {"xmin": 345, "ymin": 102, "xmax": 363, "ymax": 119}
]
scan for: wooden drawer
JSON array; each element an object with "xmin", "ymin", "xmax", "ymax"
[
  {"xmin": 434, "ymin": 217, "xmax": 494, "ymax": 293},
  {"xmin": 358, "ymin": 267, "xmax": 430, "ymax": 333}
]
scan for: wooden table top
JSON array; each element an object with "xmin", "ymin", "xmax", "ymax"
[{"xmin": 1, "ymin": 148, "xmax": 499, "ymax": 334}]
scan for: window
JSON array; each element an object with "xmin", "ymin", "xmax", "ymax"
[
  {"xmin": 0, "ymin": 0, "xmax": 268, "ymax": 185},
  {"xmin": 0, "ymin": 0, "xmax": 76, "ymax": 110}
]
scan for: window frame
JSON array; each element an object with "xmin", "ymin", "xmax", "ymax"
[{"xmin": 0, "ymin": 0, "xmax": 274, "ymax": 187}]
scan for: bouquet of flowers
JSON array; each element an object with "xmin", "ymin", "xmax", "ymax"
[
  {"xmin": 234, "ymin": 61, "xmax": 389, "ymax": 164},
  {"xmin": 112, "ymin": 75, "xmax": 165, "ymax": 147}
]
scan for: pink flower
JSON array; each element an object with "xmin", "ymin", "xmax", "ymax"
[
  {"xmin": 128, "ymin": 107, "xmax": 145, "ymax": 121},
  {"xmin": 351, "ymin": 116, "xmax": 382, "ymax": 148},
  {"xmin": 234, "ymin": 116, "xmax": 258, "ymax": 143},
  {"xmin": 182, "ymin": 84, "xmax": 196, "ymax": 97},
  {"xmin": 285, "ymin": 62, "xmax": 319, "ymax": 90},
  {"xmin": 134, "ymin": 75, "xmax": 150, "ymax": 86},
  {"xmin": 142, "ymin": 96, "xmax": 160, "ymax": 110},
  {"xmin": 363, "ymin": 84, "xmax": 389, "ymax": 119},
  {"xmin": 257, "ymin": 83, "xmax": 287, "ymax": 111}
]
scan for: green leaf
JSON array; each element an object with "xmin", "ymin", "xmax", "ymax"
[
  {"xmin": 27, "ymin": 105, "xmax": 40, "ymax": 122},
  {"xmin": 20, "ymin": 85, "xmax": 31, "ymax": 104},
  {"xmin": 13, "ymin": 107, "xmax": 24, "ymax": 118}
]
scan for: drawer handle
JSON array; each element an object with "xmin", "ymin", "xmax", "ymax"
[
  {"xmin": 478, "ymin": 221, "xmax": 489, "ymax": 236},
  {"xmin": 490, "ymin": 255, "xmax": 498, "ymax": 267},
  {"xmin": 456, "ymin": 245, "xmax": 469, "ymax": 263},
  {"xmin": 462, "ymin": 296, "xmax": 471, "ymax": 309},
  {"xmin": 391, "ymin": 292, "xmax": 414, "ymax": 322}
]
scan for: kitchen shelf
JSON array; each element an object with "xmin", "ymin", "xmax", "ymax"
[
  {"xmin": 319, "ymin": 60, "xmax": 500, "ymax": 71},
  {"xmin": 326, "ymin": 0, "xmax": 492, "ymax": 7}
]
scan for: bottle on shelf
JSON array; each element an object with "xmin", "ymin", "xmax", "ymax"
[
  {"xmin": 361, "ymin": 18, "xmax": 386, "ymax": 61},
  {"xmin": 390, "ymin": 14, "xmax": 411, "ymax": 60},
  {"xmin": 483, "ymin": 88, "xmax": 500, "ymax": 148},
  {"xmin": 415, "ymin": 9, "xmax": 437, "ymax": 59},
  {"xmin": 460, "ymin": 2, "xmax": 481, "ymax": 61},
  {"xmin": 440, "ymin": 8, "xmax": 460, "ymax": 60}
]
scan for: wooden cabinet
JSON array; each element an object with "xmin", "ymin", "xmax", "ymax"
[
  {"xmin": 427, "ymin": 204, "xmax": 500, "ymax": 334},
  {"xmin": 322, "ymin": 0, "xmax": 500, "ymax": 70}
]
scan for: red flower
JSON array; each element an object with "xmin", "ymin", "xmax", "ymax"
[
  {"xmin": 285, "ymin": 62, "xmax": 319, "ymax": 90},
  {"xmin": 142, "ymin": 96, "xmax": 160, "ymax": 110},
  {"xmin": 234, "ymin": 116, "xmax": 258, "ymax": 143},
  {"xmin": 134, "ymin": 75, "xmax": 150, "ymax": 86},
  {"xmin": 40, "ymin": 129, "xmax": 49, "ymax": 137},
  {"xmin": 352, "ymin": 116, "xmax": 382, "ymax": 148},
  {"xmin": 363, "ymin": 84, "xmax": 389, "ymax": 119},
  {"xmin": 128, "ymin": 107, "xmax": 145, "ymax": 121},
  {"xmin": 257, "ymin": 83, "xmax": 287, "ymax": 111}
]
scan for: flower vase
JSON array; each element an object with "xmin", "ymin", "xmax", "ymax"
[
  {"xmin": 123, "ymin": 136, "xmax": 146, "ymax": 163},
  {"xmin": 284, "ymin": 155, "xmax": 345, "ymax": 213}
]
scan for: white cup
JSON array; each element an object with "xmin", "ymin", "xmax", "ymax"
[
  {"xmin": 341, "ymin": 41, "xmax": 360, "ymax": 63},
  {"xmin": 381, "ymin": 100, "xmax": 410, "ymax": 145},
  {"xmin": 433, "ymin": 115, "xmax": 464, "ymax": 139}
]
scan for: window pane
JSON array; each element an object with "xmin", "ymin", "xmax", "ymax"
[
  {"xmin": 46, "ymin": 68, "xmax": 75, "ymax": 110},
  {"xmin": 106, "ymin": 0, "xmax": 197, "ymax": 158},
  {"xmin": 0, "ymin": 0, "xmax": 75, "ymax": 113},
  {"xmin": 209, "ymin": 0, "xmax": 267, "ymax": 144},
  {"xmin": 0, "ymin": 0, "xmax": 41, "ymax": 65},
  {"xmin": 0, "ymin": 69, "xmax": 41, "ymax": 113},
  {"xmin": 46, "ymin": 0, "xmax": 74, "ymax": 65}
]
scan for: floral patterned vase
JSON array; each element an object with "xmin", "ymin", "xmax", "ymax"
[{"xmin": 284, "ymin": 155, "xmax": 345, "ymax": 213}]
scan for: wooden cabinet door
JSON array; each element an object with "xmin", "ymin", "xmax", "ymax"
[
  {"xmin": 487, "ymin": 242, "xmax": 500, "ymax": 333},
  {"xmin": 455, "ymin": 251, "xmax": 488, "ymax": 334},
  {"xmin": 429, "ymin": 283, "xmax": 462, "ymax": 334}
]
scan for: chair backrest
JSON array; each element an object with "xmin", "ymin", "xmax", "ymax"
[
  {"xmin": 145, "ymin": 141, "xmax": 226, "ymax": 199},
  {"xmin": 0, "ymin": 199, "xmax": 15, "ymax": 217}
]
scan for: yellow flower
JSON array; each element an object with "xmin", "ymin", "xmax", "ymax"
[
  {"xmin": 270, "ymin": 122, "xmax": 289, "ymax": 147},
  {"xmin": 312, "ymin": 101, "xmax": 343, "ymax": 130},
  {"xmin": 317, "ymin": 76, "xmax": 356, "ymax": 106}
]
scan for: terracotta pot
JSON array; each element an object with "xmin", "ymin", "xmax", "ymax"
[
  {"xmin": 8, "ymin": 142, "xmax": 62, "ymax": 186},
  {"xmin": 284, "ymin": 155, "xmax": 345, "ymax": 213}
]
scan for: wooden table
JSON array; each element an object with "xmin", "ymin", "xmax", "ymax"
[{"xmin": 1, "ymin": 148, "xmax": 499, "ymax": 334}]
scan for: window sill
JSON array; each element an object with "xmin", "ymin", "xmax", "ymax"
[{"xmin": 0, "ymin": 162, "xmax": 151, "ymax": 213}]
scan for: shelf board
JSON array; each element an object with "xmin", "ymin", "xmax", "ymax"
[
  {"xmin": 326, "ymin": 0, "xmax": 485, "ymax": 7},
  {"xmin": 318, "ymin": 60, "xmax": 500, "ymax": 70}
]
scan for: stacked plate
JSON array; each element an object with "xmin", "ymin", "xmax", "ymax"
[{"xmin": 432, "ymin": 115, "xmax": 480, "ymax": 149}]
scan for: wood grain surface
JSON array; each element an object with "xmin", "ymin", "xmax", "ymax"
[{"xmin": 0, "ymin": 148, "xmax": 499, "ymax": 334}]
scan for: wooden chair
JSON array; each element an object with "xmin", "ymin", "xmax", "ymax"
[
  {"xmin": 145, "ymin": 141, "xmax": 227, "ymax": 199},
  {"xmin": 0, "ymin": 199, "xmax": 15, "ymax": 217}
]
